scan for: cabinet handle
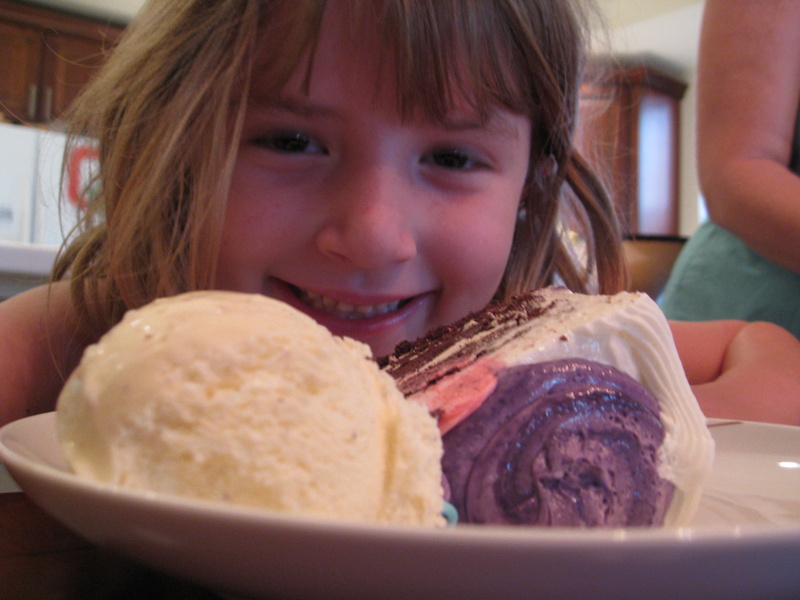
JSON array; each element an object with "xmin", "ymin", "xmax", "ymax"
[
  {"xmin": 43, "ymin": 87, "xmax": 53, "ymax": 122},
  {"xmin": 27, "ymin": 84, "xmax": 38, "ymax": 121}
]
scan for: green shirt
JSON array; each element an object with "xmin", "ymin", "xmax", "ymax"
[{"xmin": 660, "ymin": 108, "xmax": 800, "ymax": 337}]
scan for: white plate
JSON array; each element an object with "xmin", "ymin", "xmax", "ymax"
[{"xmin": 2, "ymin": 413, "xmax": 799, "ymax": 600}]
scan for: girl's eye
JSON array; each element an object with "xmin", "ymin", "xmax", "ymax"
[
  {"xmin": 426, "ymin": 149, "xmax": 479, "ymax": 170},
  {"xmin": 256, "ymin": 132, "xmax": 325, "ymax": 155}
]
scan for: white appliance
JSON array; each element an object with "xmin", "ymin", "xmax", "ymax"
[
  {"xmin": 0, "ymin": 123, "xmax": 38, "ymax": 244},
  {"xmin": 0, "ymin": 124, "xmax": 97, "ymax": 298},
  {"xmin": 32, "ymin": 130, "xmax": 93, "ymax": 247}
]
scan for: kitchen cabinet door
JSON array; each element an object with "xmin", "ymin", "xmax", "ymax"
[
  {"xmin": 40, "ymin": 31, "xmax": 110, "ymax": 122},
  {"xmin": 0, "ymin": 0, "xmax": 122, "ymax": 124},
  {"xmin": 0, "ymin": 19, "xmax": 43, "ymax": 123},
  {"xmin": 576, "ymin": 60, "xmax": 687, "ymax": 236}
]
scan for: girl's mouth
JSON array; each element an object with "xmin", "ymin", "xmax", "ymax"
[{"xmin": 289, "ymin": 285, "xmax": 410, "ymax": 320}]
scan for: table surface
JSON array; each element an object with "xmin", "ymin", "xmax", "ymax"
[{"xmin": 0, "ymin": 491, "xmax": 222, "ymax": 599}]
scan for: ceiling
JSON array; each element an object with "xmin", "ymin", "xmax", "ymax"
[
  {"xmin": 16, "ymin": 0, "xmax": 143, "ymax": 24},
  {"xmin": 597, "ymin": 0, "xmax": 700, "ymax": 28},
  {"xmin": 599, "ymin": 0, "xmax": 704, "ymax": 76},
  {"xmin": 19, "ymin": 0, "xmax": 704, "ymax": 74}
]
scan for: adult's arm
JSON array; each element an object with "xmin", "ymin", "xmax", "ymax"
[
  {"xmin": 696, "ymin": 0, "xmax": 800, "ymax": 271},
  {"xmin": 670, "ymin": 319, "xmax": 800, "ymax": 425}
]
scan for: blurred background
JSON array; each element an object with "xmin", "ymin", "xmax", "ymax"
[{"xmin": 0, "ymin": 0, "xmax": 707, "ymax": 299}]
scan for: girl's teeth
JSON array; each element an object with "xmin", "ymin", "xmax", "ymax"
[{"xmin": 300, "ymin": 290, "xmax": 401, "ymax": 319}]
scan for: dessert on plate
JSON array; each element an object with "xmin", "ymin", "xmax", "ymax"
[
  {"xmin": 380, "ymin": 287, "xmax": 715, "ymax": 527},
  {"xmin": 57, "ymin": 287, "xmax": 712, "ymax": 530},
  {"xmin": 57, "ymin": 291, "xmax": 444, "ymax": 526}
]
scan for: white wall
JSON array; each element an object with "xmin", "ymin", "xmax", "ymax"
[
  {"xmin": 17, "ymin": 0, "xmax": 143, "ymax": 23},
  {"xmin": 595, "ymin": 1, "xmax": 706, "ymax": 236}
]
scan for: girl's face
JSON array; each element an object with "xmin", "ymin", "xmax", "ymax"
[{"xmin": 216, "ymin": 3, "xmax": 531, "ymax": 356}]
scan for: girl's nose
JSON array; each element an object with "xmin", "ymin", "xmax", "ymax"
[{"xmin": 315, "ymin": 165, "xmax": 418, "ymax": 269}]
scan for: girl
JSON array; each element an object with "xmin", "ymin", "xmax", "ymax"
[{"xmin": 1, "ymin": 0, "xmax": 799, "ymax": 426}]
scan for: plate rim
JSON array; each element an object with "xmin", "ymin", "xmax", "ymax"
[
  {"xmin": 4, "ymin": 412, "xmax": 800, "ymax": 600},
  {"xmin": 2, "ymin": 412, "xmax": 800, "ymax": 547}
]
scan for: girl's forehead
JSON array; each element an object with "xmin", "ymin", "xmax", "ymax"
[
  {"xmin": 250, "ymin": 0, "xmax": 532, "ymax": 124},
  {"xmin": 252, "ymin": 2, "xmax": 383, "ymax": 94}
]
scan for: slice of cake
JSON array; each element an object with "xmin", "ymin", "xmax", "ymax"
[{"xmin": 379, "ymin": 287, "xmax": 714, "ymax": 527}]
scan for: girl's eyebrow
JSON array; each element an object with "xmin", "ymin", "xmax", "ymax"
[
  {"xmin": 250, "ymin": 94, "xmax": 339, "ymax": 118},
  {"xmin": 440, "ymin": 113, "xmax": 522, "ymax": 138},
  {"xmin": 250, "ymin": 93, "xmax": 521, "ymax": 138}
]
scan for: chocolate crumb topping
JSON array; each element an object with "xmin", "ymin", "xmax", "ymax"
[{"xmin": 379, "ymin": 290, "xmax": 554, "ymax": 395}]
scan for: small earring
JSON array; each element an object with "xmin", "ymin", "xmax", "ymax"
[{"xmin": 538, "ymin": 154, "xmax": 558, "ymax": 178}]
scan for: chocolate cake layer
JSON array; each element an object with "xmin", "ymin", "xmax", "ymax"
[{"xmin": 379, "ymin": 291, "xmax": 555, "ymax": 396}]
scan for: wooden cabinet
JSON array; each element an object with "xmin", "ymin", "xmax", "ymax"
[
  {"xmin": 575, "ymin": 59, "xmax": 687, "ymax": 236},
  {"xmin": 0, "ymin": 0, "xmax": 123, "ymax": 124},
  {"xmin": 0, "ymin": 18, "xmax": 42, "ymax": 122}
]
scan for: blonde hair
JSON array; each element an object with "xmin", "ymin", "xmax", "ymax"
[{"xmin": 55, "ymin": 0, "xmax": 625, "ymax": 336}]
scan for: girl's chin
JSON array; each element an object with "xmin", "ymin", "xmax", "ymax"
[
  {"xmin": 357, "ymin": 336, "xmax": 407, "ymax": 360},
  {"xmin": 304, "ymin": 297, "xmax": 432, "ymax": 357},
  {"xmin": 266, "ymin": 282, "xmax": 435, "ymax": 357}
]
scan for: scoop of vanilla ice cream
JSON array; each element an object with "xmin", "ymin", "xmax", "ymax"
[{"xmin": 57, "ymin": 291, "xmax": 444, "ymax": 526}]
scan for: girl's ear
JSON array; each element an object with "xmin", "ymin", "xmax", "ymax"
[
  {"xmin": 523, "ymin": 153, "xmax": 560, "ymax": 206},
  {"xmin": 518, "ymin": 153, "xmax": 563, "ymax": 227}
]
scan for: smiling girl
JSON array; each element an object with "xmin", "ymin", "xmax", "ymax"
[{"xmin": 1, "ymin": 0, "xmax": 799, "ymax": 426}]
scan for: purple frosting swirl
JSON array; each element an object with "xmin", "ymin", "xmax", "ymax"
[{"xmin": 442, "ymin": 359, "xmax": 674, "ymax": 527}]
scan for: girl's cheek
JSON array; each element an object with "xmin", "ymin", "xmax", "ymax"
[{"xmin": 437, "ymin": 210, "xmax": 516, "ymax": 280}]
